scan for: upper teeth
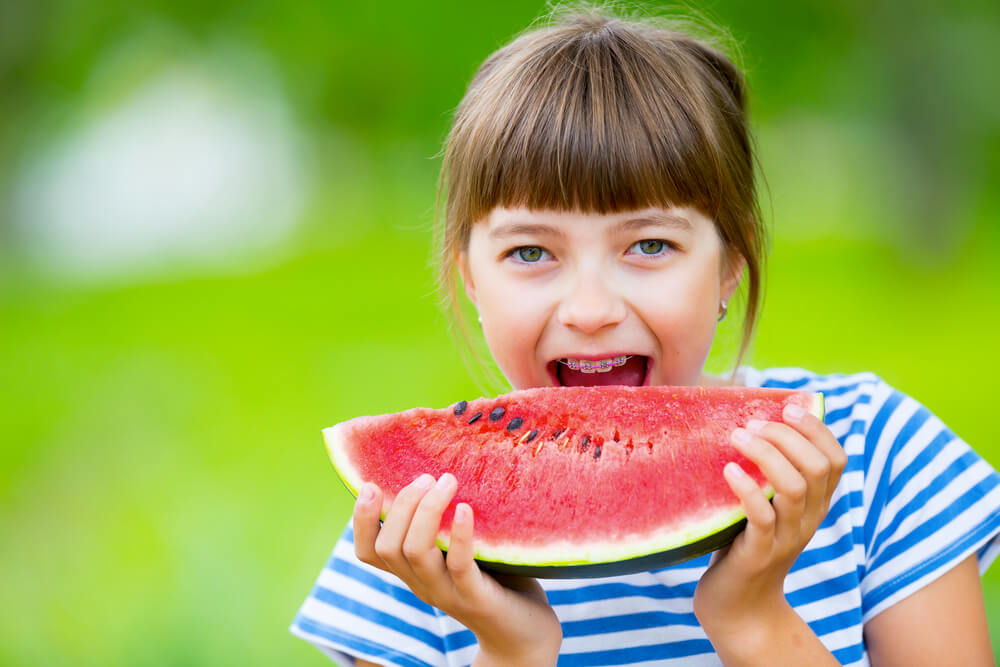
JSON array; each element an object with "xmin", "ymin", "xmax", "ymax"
[{"xmin": 563, "ymin": 356, "xmax": 629, "ymax": 373}]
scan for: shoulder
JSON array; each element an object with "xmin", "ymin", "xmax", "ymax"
[
  {"xmin": 741, "ymin": 366, "xmax": 887, "ymax": 429},
  {"xmin": 741, "ymin": 365, "xmax": 881, "ymax": 393},
  {"xmin": 742, "ymin": 366, "xmax": 965, "ymax": 475},
  {"xmin": 744, "ymin": 364, "xmax": 975, "ymax": 455}
]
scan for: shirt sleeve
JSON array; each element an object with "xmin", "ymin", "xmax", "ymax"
[
  {"xmin": 290, "ymin": 524, "xmax": 464, "ymax": 667},
  {"xmin": 859, "ymin": 380, "xmax": 1000, "ymax": 621}
]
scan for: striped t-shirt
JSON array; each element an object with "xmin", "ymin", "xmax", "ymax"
[{"xmin": 290, "ymin": 366, "xmax": 1000, "ymax": 666}]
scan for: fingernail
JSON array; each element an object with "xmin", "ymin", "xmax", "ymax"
[
  {"xmin": 435, "ymin": 473, "xmax": 456, "ymax": 491},
  {"xmin": 746, "ymin": 418, "xmax": 767, "ymax": 433},
  {"xmin": 454, "ymin": 503, "xmax": 471, "ymax": 524},
  {"xmin": 784, "ymin": 404, "xmax": 806, "ymax": 422},
  {"xmin": 358, "ymin": 483, "xmax": 375, "ymax": 504},
  {"xmin": 413, "ymin": 474, "xmax": 434, "ymax": 489},
  {"xmin": 725, "ymin": 461, "xmax": 748, "ymax": 480},
  {"xmin": 731, "ymin": 427, "xmax": 751, "ymax": 445}
]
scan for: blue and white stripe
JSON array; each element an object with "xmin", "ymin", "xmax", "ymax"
[{"xmin": 291, "ymin": 367, "xmax": 1000, "ymax": 667}]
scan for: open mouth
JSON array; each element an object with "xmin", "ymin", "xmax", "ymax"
[{"xmin": 548, "ymin": 355, "xmax": 651, "ymax": 387}]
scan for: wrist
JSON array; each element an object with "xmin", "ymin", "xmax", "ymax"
[
  {"xmin": 698, "ymin": 597, "xmax": 838, "ymax": 666},
  {"xmin": 698, "ymin": 593, "xmax": 787, "ymax": 649},
  {"xmin": 473, "ymin": 635, "xmax": 561, "ymax": 667},
  {"xmin": 696, "ymin": 583, "xmax": 783, "ymax": 624}
]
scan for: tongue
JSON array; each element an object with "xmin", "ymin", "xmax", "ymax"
[{"xmin": 557, "ymin": 356, "xmax": 647, "ymax": 387}]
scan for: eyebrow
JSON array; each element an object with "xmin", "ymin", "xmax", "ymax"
[
  {"xmin": 613, "ymin": 213, "xmax": 693, "ymax": 234},
  {"xmin": 488, "ymin": 222, "xmax": 566, "ymax": 240},
  {"xmin": 488, "ymin": 212, "xmax": 693, "ymax": 239}
]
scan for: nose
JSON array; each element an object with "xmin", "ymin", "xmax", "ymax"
[{"xmin": 556, "ymin": 269, "xmax": 628, "ymax": 334}]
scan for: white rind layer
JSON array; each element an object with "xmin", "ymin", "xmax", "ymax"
[
  {"xmin": 324, "ymin": 422, "xmax": 365, "ymax": 498},
  {"xmin": 322, "ymin": 391, "xmax": 825, "ymax": 567},
  {"xmin": 811, "ymin": 392, "xmax": 826, "ymax": 420}
]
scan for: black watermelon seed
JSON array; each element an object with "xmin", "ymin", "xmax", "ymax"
[
  {"xmin": 506, "ymin": 417, "xmax": 524, "ymax": 432},
  {"xmin": 579, "ymin": 435, "xmax": 590, "ymax": 452},
  {"xmin": 489, "ymin": 406, "xmax": 506, "ymax": 421},
  {"xmin": 467, "ymin": 412, "xmax": 483, "ymax": 424},
  {"xmin": 453, "ymin": 400, "xmax": 468, "ymax": 416},
  {"xmin": 593, "ymin": 444, "xmax": 603, "ymax": 459},
  {"xmin": 550, "ymin": 428, "xmax": 565, "ymax": 441},
  {"xmin": 524, "ymin": 429, "xmax": 539, "ymax": 443}
]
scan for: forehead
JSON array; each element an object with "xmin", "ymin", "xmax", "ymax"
[{"xmin": 482, "ymin": 206, "xmax": 715, "ymax": 238}]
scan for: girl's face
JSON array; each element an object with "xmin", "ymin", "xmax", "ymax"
[{"xmin": 458, "ymin": 206, "xmax": 745, "ymax": 391}]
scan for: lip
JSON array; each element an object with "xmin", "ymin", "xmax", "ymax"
[{"xmin": 546, "ymin": 354, "xmax": 654, "ymax": 387}]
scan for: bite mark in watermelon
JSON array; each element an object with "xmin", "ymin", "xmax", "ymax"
[{"xmin": 325, "ymin": 385, "xmax": 824, "ymax": 578}]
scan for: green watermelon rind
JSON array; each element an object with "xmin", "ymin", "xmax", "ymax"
[
  {"xmin": 458, "ymin": 498, "xmax": 768, "ymax": 578},
  {"xmin": 323, "ymin": 391, "xmax": 825, "ymax": 578}
]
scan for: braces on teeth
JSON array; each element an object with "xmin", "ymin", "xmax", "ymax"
[{"xmin": 561, "ymin": 355, "xmax": 631, "ymax": 373}]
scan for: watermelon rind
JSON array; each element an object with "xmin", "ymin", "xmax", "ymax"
[
  {"xmin": 325, "ymin": 423, "xmax": 366, "ymax": 500},
  {"xmin": 470, "ymin": 518, "xmax": 750, "ymax": 578},
  {"xmin": 323, "ymin": 390, "xmax": 826, "ymax": 578}
]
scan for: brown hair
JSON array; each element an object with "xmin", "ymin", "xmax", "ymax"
[{"xmin": 434, "ymin": 3, "xmax": 768, "ymax": 384}]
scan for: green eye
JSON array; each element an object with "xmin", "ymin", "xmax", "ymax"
[
  {"xmin": 516, "ymin": 247, "xmax": 544, "ymax": 262},
  {"xmin": 637, "ymin": 240, "xmax": 665, "ymax": 255}
]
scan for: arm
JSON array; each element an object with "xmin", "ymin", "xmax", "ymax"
[{"xmin": 864, "ymin": 553, "xmax": 993, "ymax": 666}]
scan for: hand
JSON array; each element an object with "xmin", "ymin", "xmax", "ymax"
[
  {"xmin": 352, "ymin": 473, "xmax": 562, "ymax": 666},
  {"xmin": 693, "ymin": 402, "xmax": 848, "ymax": 634}
]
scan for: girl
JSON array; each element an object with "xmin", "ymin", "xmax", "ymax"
[{"xmin": 291, "ymin": 6, "xmax": 1000, "ymax": 665}]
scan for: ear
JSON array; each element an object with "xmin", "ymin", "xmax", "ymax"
[
  {"xmin": 720, "ymin": 248, "xmax": 745, "ymax": 303},
  {"xmin": 456, "ymin": 250, "xmax": 477, "ymax": 307}
]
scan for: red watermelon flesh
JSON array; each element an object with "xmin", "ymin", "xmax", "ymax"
[{"xmin": 325, "ymin": 385, "xmax": 824, "ymax": 577}]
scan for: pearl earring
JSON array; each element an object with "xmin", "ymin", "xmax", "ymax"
[{"xmin": 718, "ymin": 300, "xmax": 728, "ymax": 322}]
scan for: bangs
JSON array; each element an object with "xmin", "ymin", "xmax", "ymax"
[{"xmin": 444, "ymin": 21, "xmax": 749, "ymax": 229}]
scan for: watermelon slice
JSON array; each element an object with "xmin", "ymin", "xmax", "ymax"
[{"xmin": 325, "ymin": 385, "xmax": 824, "ymax": 578}]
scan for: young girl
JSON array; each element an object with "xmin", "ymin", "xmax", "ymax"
[{"xmin": 291, "ymin": 6, "xmax": 1000, "ymax": 666}]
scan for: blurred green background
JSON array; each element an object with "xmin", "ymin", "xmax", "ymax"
[{"xmin": 2, "ymin": 1, "xmax": 999, "ymax": 665}]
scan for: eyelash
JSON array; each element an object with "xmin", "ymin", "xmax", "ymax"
[
  {"xmin": 627, "ymin": 239, "xmax": 676, "ymax": 258},
  {"xmin": 504, "ymin": 240, "xmax": 676, "ymax": 265},
  {"xmin": 505, "ymin": 246, "xmax": 552, "ymax": 264}
]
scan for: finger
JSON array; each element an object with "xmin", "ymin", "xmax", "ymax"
[
  {"xmin": 403, "ymin": 473, "xmax": 458, "ymax": 582},
  {"xmin": 446, "ymin": 503, "xmax": 489, "ymax": 598},
  {"xmin": 724, "ymin": 461, "xmax": 776, "ymax": 559},
  {"xmin": 732, "ymin": 428, "xmax": 807, "ymax": 544},
  {"xmin": 375, "ymin": 474, "xmax": 434, "ymax": 581},
  {"xmin": 353, "ymin": 482, "xmax": 387, "ymax": 569},
  {"xmin": 747, "ymin": 419, "xmax": 831, "ymax": 525},
  {"xmin": 782, "ymin": 403, "xmax": 848, "ymax": 485}
]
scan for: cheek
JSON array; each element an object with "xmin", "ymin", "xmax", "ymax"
[
  {"xmin": 632, "ymin": 263, "xmax": 721, "ymax": 361},
  {"xmin": 636, "ymin": 261, "xmax": 720, "ymax": 321},
  {"xmin": 477, "ymin": 278, "xmax": 550, "ymax": 362},
  {"xmin": 479, "ymin": 277, "xmax": 534, "ymax": 324}
]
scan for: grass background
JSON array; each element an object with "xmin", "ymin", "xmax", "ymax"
[{"xmin": 2, "ymin": 0, "xmax": 999, "ymax": 664}]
